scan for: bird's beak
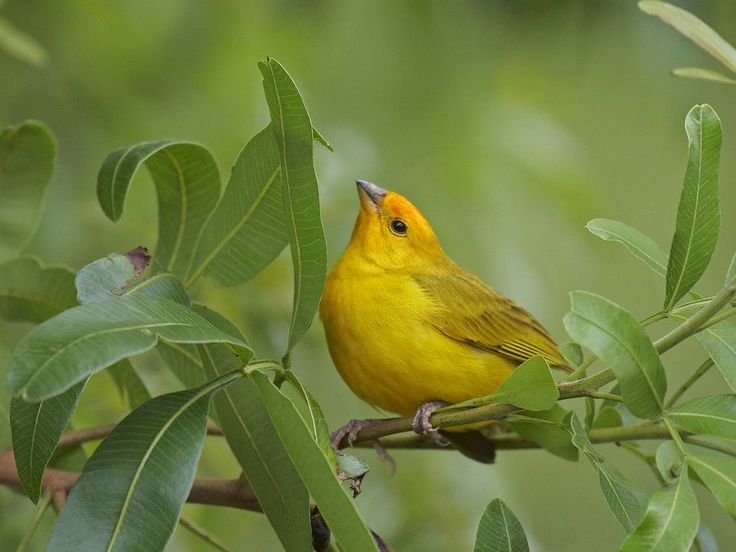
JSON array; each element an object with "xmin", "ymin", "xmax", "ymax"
[{"xmin": 356, "ymin": 179, "xmax": 387, "ymax": 212}]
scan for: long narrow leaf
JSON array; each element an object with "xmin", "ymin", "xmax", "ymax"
[
  {"xmin": 474, "ymin": 498, "xmax": 529, "ymax": 552},
  {"xmin": 259, "ymin": 58, "xmax": 327, "ymax": 352},
  {"xmin": 97, "ymin": 141, "xmax": 220, "ymax": 277},
  {"xmin": 564, "ymin": 291, "xmax": 666, "ymax": 419},
  {"xmin": 639, "ymin": 2, "xmax": 736, "ymax": 74},
  {"xmin": 586, "ymin": 218, "xmax": 668, "ymax": 276},
  {"xmin": 47, "ymin": 372, "xmax": 239, "ymax": 551},
  {"xmin": 7, "ymin": 294, "xmax": 251, "ymax": 401},
  {"xmin": 185, "ymin": 126, "xmax": 287, "ymax": 287},
  {"xmin": 621, "ymin": 468, "xmax": 699, "ymax": 552},
  {"xmin": 108, "ymin": 360, "xmax": 150, "ymax": 409},
  {"xmin": 568, "ymin": 413, "xmax": 647, "ymax": 531},
  {"xmin": 201, "ymin": 346, "xmax": 311, "ymax": 551},
  {"xmin": 250, "ymin": 371, "xmax": 378, "ymax": 551},
  {"xmin": 507, "ymin": 405, "xmax": 578, "ymax": 461},
  {"xmin": 0, "ymin": 121, "xmax": 55, "ymax": 261},
  {"xmin": 0, "ymin": 257, "xmax": 76, "ymax": 323},
  {"xmin": 672, "ymin": 67, "xmax": 736, "ymax": 85},
  {"xmin": 0, "ymin": 345, "xmax": 10, "ymax": 451},
  {"xmin": 10, "ymin": 381, "xmax": 85, "ymax": 503},
  {"xmin": 687, "ymin": 447, "xmax": 736, "ymax": 515},
  {"xmin": 668, "ymin": 395, "xmax": 736, "ymax": 439},
  {"xmin": 75, "ymin": 247, "xmax": 151, "ymax": 304},
  {"xmin": 696, "ymin": 318, "xmax": 736, "ymax": 392},
  {"xmin": 664, "ymin": 104, "xmax": 722, "ymax": 310}
]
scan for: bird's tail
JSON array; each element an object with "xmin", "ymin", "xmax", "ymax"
[{"xmin": 439, "ymin": 430, "xmax": 496, "ymax": 464}]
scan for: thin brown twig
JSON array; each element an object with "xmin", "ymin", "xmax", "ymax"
[{"xmin": 0, "ymin": 450, "xmax": 261, "ymax": 513}]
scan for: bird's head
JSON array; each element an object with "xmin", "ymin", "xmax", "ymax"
[{"xmin": 348, "ymin": 180, "xmax": 444, "ymax": 270}]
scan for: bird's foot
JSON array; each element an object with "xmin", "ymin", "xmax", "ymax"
[
  {"xmin": 412, "ymin": 401, "xmax": 450, "ymax": 445},
  {"xmin": 331, "ymin": 418, "xmax": 381, "ymax": 450}
]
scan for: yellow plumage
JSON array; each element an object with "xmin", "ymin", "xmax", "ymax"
[{"xmin": 320, "ymin": 181, "xmax": 567, "ymax": 418}]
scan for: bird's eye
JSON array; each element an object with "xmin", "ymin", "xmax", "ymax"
[{"xmin": 389, "ymin": 218, "xmax": 408, "ymax": 236}]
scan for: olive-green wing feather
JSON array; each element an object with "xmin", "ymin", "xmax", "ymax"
[{"xmin": 413, "ymin": 269, "xmax": 570, "ymax": 371}]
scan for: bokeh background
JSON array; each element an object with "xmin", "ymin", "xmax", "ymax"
[{"xmin": 1, "ymin": 1, "xmax": 735, "ymax": 550}]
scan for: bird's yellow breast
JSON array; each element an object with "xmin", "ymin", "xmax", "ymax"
[{"xmin": 320, "ymin": 257, "xmax": 516, "ymax": 416}]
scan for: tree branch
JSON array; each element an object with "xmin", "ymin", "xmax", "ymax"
[{"xmin": 0, "ymin": 450, "xmax": 261, "ymax": 513}]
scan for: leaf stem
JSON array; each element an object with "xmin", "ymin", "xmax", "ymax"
[
  {"xmin": 16, "ymin": 489, "xmax": 52, "ymax": 552},
  {"xmin": 663, "ymin": 416, "xmax": 688, "ymax": 456},
  {"xmin": 684, "ymin": 436, "xmax": 736, "ymax": 457},
  {"xmin": 584, "ymin": 391, "xmax": 624, "ymax": 402},
  {"xmin": 658, "ymin": 282, "xmax": 736, "ymax": 352},
  {"xmin": 564, "ymin": 310, "xmax": 665, "ymax": 382},
  {"xmin": 664, "ymin": 358, "xmax": 714, "ymax": 409},
  {"xmin": 696, "ymin": 306, "xmax": 736, "ymax": 330},
  {"xmin": 178, "ymin": 515, "xmax": 234, "ymax": 552}
]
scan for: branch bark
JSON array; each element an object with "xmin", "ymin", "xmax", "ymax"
[{"xmin": 0, "ymin": 450, "xmax": 261, "ymax": 513}]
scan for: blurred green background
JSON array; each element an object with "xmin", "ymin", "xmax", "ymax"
[{"xmin": 1, "ymin": 1, "xmax": 735, "ymax": 550}]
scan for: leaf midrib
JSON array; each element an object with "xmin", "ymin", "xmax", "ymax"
[
  {"xmin": 668, "ymin": 109, "xmax": 707, "ymax": 310},
  {"xmin": 162, "ymin": 148, "xmax": 187, "ymax": 273},
  {"xmin": 105, "ymin": 388, "xmax": 210, "ymax": 551},
  {"xmin": 650, "ymin": 475, "xmax": 684, "ymax": 551},
  {"xmin": 184, "ymin": 165, "xmax": 281, "ymax": 286},
  {"xmin": 202, "ymin": 347, "xmax": 299, "ymax": 534},
  {"xmin": 19, "ymin": 321, "xmax": 190, "ymax": 395},
  {"xmin": 571, "ymin": 310, "xmax": 664, "ymax": 412},
  {"xmin": 266, "ymin": 61, "xmax": 303, "ymax": 346},
  {"xmin": 108, "ymin": 144, "xmax": 137, "ymax": 219}
]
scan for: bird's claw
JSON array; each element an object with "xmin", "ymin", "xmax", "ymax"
[
  {"xmin": 331, "ymin": 418, "xmax": 379, "ymax": 450},
  {"xmin": 412, "ymin": 401, "xmax": 450, "ymax": 445}
]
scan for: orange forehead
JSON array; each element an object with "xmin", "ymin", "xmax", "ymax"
[{"xmin": 382, "ymin": 192, "xmax": 419, "ymax": 220}]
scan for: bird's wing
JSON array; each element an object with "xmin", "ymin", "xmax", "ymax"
[{"xmin": 412, "ymin": 269, "xmax": 570, "ymax": 371}]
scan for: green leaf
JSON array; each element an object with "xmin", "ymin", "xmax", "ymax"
[
  {"xmin": 157, "ymin": 342, "xmax": 205, "ymax": 389},
  {"xmin": 447, "ymin": 357, "xmax": 559, "ymax": 412},
  {"xmin": 664, "ymin": 104, "xmax": 722, "ymax": 311},
  {"xmin": 668, "ymin": 395, "xmax": 736, "ymax": 440},
  {"xmin": 0, "ymin": 345, "xmax": 12, "ymax": 451},
  {"xmin": 586, "ymin": 218, "xmax": 668, "ymax": 277},
  {"xmin": 726, "ymin": 252, "xmax": 736, "ymax": 285},
  {"xmin": 621, "ymin": 467, "xmax": 699, "ymax": 552},
  {"xmin": 96, "ymin": 141, "xmax": 220, "ymax": 277},
  {"xmin": 7, "ymin": 294, "xmax": 251, "ymax": 401},
  {"xmin": 126, "ymin": 273, "xmax": 191, "ymax": 306},
  {"xmin": 687, "ymin": 447, "xmax": 736, "ymax": 516},
  {"xmin": 0, "ymin": 121, "xmax": 55, "ymax": 261},
  {"xmin": 507, "ymin": 404, "xmax": 578, "ymax": 461},
  {"xmin": 250, "ymin": 371, "xmax": 378, "ymax": 551},
  {"xmin": 639, "ymin": 2, "xmax": 736, "ymax": 75},
  {"xmin": 283, "ymin": 371, "xmax": 334, "ymax": 461},
  {"xmin": 47, "ymin": 372, "xmax": 240, "ymax": 551},
  {"xmin": 490, "ymin": 356, "xmax": 559, "ymax": 411},
  {"xmin": 0, "ymin": 257, "xmax": 76, "ymax": 323},
  {"xmin": 185, "ymin": 126, "xmax": 287, "ymax": 287},
  {"xmin": 0, "ymin": 17, "xmax": 48, "ymax": 67},
  {"xmin": 672, "ymin": 67, "xmax": 736, "ymax": 85},
  {"xmin": 75, "ymin": 247, "xmax": 151, "ymax": 303},
  {"xmin": 259, "ymin": 58, "xmax": 328, "ymax": 352},
  {"xmin": 312, "ymin": 126, "xmax": 333, "ymax": 151},
  {"xmin": 108, "ymin": 359, "xmax": 150, "ymax": 409},
  {"xmin": 10, "ymin": 380, "xmax": 85, "ymax": 503},
  {"xmin": 559, "ymin": 341, "xmax": 584, "ymax": 367},
  {"xmin": 592, "ymin": 405, "xmax": 624, "ymax": 430},
  {"xmin": 564, "ymin": 291, "xmax": 666, "ymax": 419},
  {"xmin": 655, "ymin": 441, "xmax": 684, "ymax": 484},
  {"xmin": 695, "ymin": 318, "xmax": 736, "ymax": 392},
  {"xmin": 200, "ymin": 346, "xmax": 311, "ymax": 552},
  {"xmin": 474, "ymin": 497, "xmax": 529, "ymax": 552},
  {"xmin": 568, "ymin": 413, "xmax": 647, "ymax": 531}
]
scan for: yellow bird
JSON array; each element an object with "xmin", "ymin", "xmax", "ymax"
[{"xmin": 320, "ymin": 180, "xmax": 568, "ymax": 461}]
